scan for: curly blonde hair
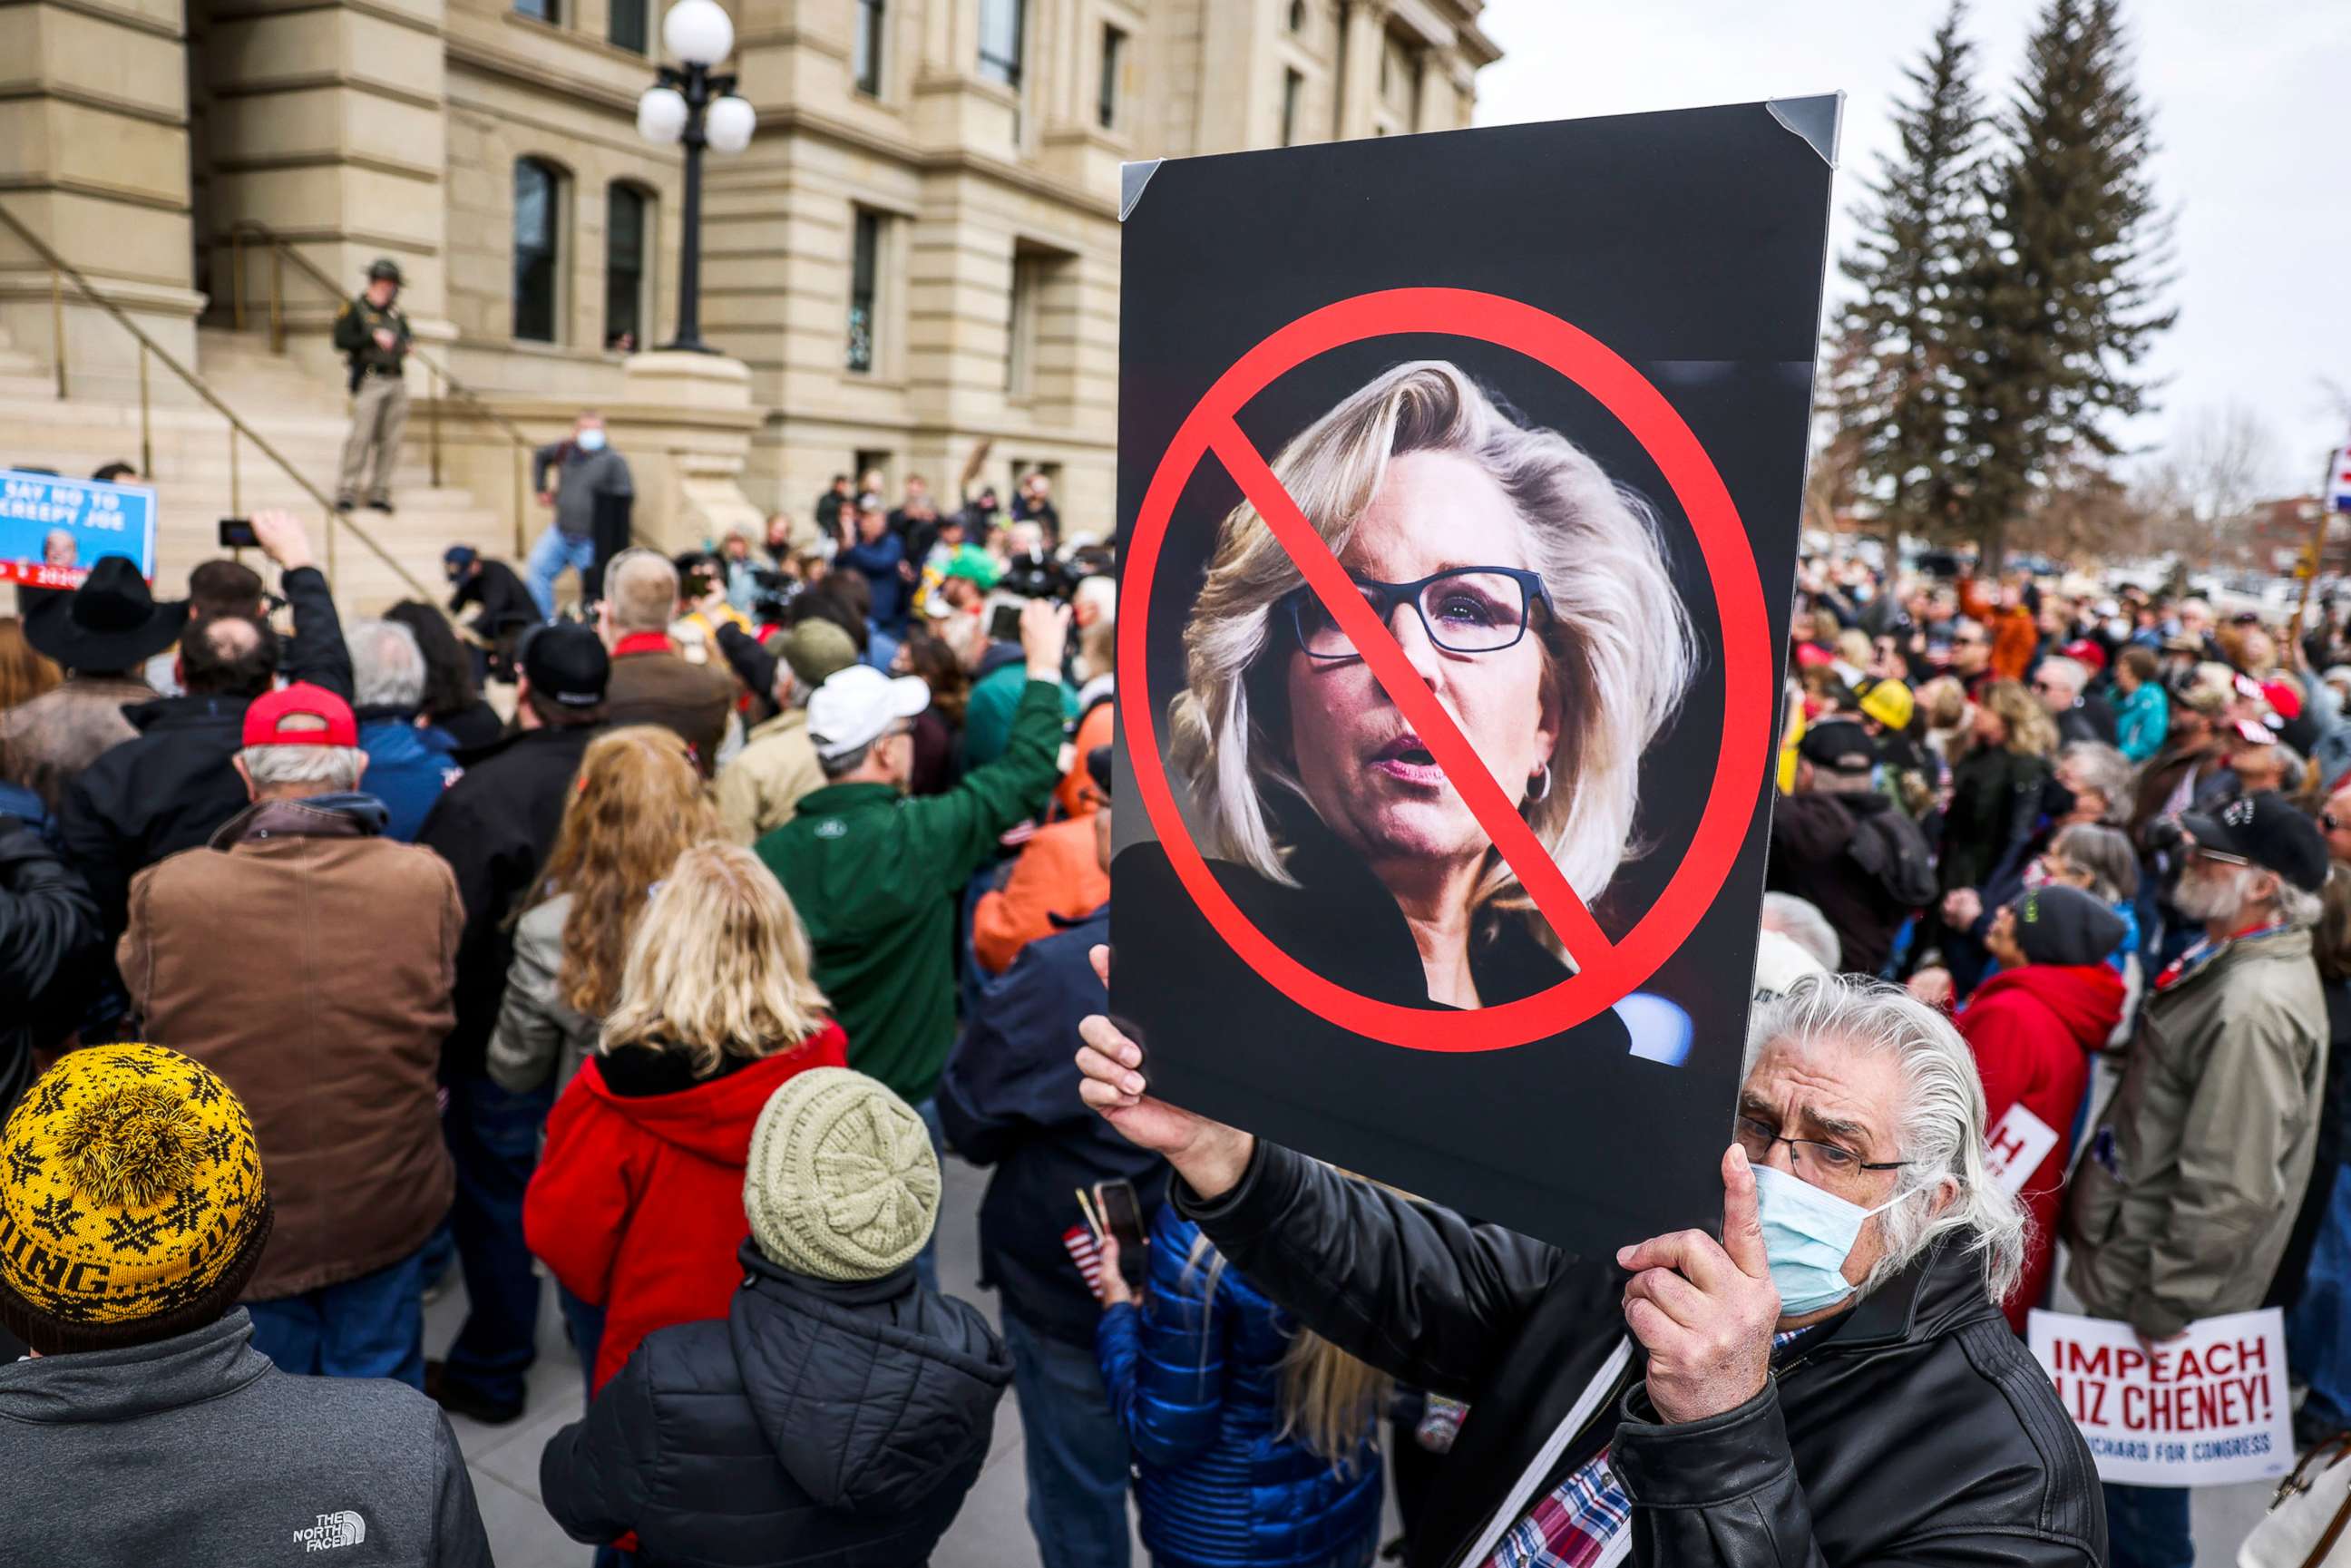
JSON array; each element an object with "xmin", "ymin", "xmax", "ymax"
[
  {"xmin": 524, "ymin": 726, "xmax": 723, "ymax": 1018},
  {"xmin": 1166, "ymin": 361, "xmax": 1695, "ymax": 949}
]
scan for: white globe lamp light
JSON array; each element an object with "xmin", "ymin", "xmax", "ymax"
[
  {"xmin": 661, "ymin": 0, "xmax": 733, "ymax": 67},
  {"xmin": 636, "ymin": 85, "xmax": 688, "ymax": 145},
  {"xmin": 705, "ymin": 94, "xmax": 756, "ymax": 154}
]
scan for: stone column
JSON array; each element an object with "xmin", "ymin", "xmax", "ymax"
[
  {"xmin": 195, "ymin": 0, "xmax": 450, "ymax": 383},
  {"xmin": 0, "ymin": 0, "xmax": 206, "ymax": 401}
]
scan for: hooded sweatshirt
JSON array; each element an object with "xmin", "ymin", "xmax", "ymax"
[
  {"xmin": 539, "ymin": 1245, "xmax": 1010, "ymax": 1567},
  {"xmin": 522, "ymin": 1026, "xmax": 848, "ymax": 1390},
  {"xmin": 1955, "ymin": 963, "xmax": 2124, "ymax": 1330},
  {"xmin": 0, "ymin": 1309, "xmax": 490, "ymax": 1564}
]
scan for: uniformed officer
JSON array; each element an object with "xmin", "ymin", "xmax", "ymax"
[{"xmin": 332, "ymin": 258, "xmax": 411, "ymax": 514}]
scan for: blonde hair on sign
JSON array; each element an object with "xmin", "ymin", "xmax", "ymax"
[
  {"xmin": 600, "ymin": 842, "xmax": 832, "ymax": 1076},
  {"xmin": 1167, "ymin": 360, "xmax": 1694, "ymax": 950}
]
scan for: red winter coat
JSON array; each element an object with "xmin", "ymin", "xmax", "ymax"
[
  {"xmin": 524, "ymin": 1025, "xmax": 849, "ymax": 1390},
  {"xmin": 1954, "ymin": 964, "xmax": 2122, "ymax": 1332}
]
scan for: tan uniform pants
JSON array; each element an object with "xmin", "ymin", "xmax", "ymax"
[{"xmin": 337, "ymin": 373, "xmax": 408, "ymax": 502}]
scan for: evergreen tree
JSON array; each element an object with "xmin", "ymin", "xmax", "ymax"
[
  {"xmin": 1954, "ymin": 0, "xmax": 2174, "ymax": 570},
  {"xmin": 1828, "ymin": 0, "xmax": 1988, "ymax": 546}
]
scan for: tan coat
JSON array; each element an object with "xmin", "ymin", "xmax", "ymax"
[
  {"xmin": 2066, "ymin": 925, "xmax": 2328, "ymax": 1339},
  {"xmin": 119, "ymin": 797, "xmax": 461, "ymax": 1300},
  {"xmin": 0, "ymin": 675, "xmax": 153, "ymax": 808},
  {"xmin": 485, "ymin": 893, "xmax": 601, "ymax": 1098},
  {"xmin": 606, "ymin": 645, "xmax": 737, "ymax": 776},
  {"xmin": 714, "ymin": 708, "xmax": 825, "ymax": 844}
]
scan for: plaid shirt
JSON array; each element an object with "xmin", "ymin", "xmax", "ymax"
[{"xmin": 1484, "ymin": 1332, "xmax": 1803, "ymax": 1568}]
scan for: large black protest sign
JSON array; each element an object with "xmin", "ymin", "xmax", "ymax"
[{"xmin": 1111, "ymin": 100, "xmax": 1836, "ymax": 1255}]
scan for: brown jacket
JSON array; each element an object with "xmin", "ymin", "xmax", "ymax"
[
  {"xmin": 0, "ymin": 674, "xmax": 154, "ymax": 809},
  {"xmin": 605, "ymin": 638, "xmax": 736, "ymax": 775},
  {"xmin": 118, "ymin": 795, "xmax": 461, "ymax": 1300}
]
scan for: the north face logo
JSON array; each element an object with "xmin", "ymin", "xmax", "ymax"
[
  {"xmin": 293, "ymin": 1511, "xmax": 366, "ymax": 1551},
  {"xmin": 815, "ymin": 819, "xmax": 846, "ymax": 839}
]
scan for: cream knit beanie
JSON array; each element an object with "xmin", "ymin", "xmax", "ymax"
[{"xmin": 743, "ymin": 1068, "xmax": 941, "ymax": 1282}]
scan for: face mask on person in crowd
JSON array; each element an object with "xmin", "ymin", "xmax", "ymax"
[
  {"xmin": 578, "ymin": 428, "xmax": 608, "ymax": 453},
  {"xmin": 2107, "ymin": 618, "xmax": 2132, "ymax": 641},
  {"xmin": 1752, "ymin": 1162, "xmax": 1898, "ymax": 1315}
]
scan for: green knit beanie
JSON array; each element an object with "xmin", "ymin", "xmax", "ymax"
[{"xmin": 743, "ymin": 1068, "xmax": 941, "ymax": 1282}]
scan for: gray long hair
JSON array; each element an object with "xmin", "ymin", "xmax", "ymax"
[{"xmin": 1744, "ymin": 974, "xmax": 2028, "ymax": 1303}]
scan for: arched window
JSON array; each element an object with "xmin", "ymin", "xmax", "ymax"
[
  {"xmin": 605, "ymin": 182, "xmax": 652, "ymax": 352},
  {"xmin": 513, "ymin": 157, "xmax": 564, "ymax": 344}
]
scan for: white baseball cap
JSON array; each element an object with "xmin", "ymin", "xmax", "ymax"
[{"xmin": 808, "ymin": 664, "xmax": 932, "ymax": 762}]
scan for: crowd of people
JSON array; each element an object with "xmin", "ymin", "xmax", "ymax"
[
  {"xmin": 2, "ymin": 474, "xmax": 2347, "ymax": 1568},
  {"xmin": 1759, "ymin": 554, "xmax": 2351, "ymax": 1567}
]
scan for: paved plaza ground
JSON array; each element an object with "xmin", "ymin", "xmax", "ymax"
[{"xmin": 428, "ymin": 1151, "xmax": 2277, "ymax": 1568}]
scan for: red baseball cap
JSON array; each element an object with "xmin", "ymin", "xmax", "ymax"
[
  {"xmin": 2060, "ymin": 638, "xmax": 2107, "ymax": 674},
  {"xmin": 242, "ymin": 682, "xmax": 358, "ymax": 748},
  {"xmin": 2262, "ymin": 680, "xmax": 2304, "ymax": 721}
]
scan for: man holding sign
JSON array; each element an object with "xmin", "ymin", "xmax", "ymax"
[
  {"xmin": 1078, "ymin": 970, "xmax": 2102, "ymax": 1566},
  {"xmin": 2065, "ymin": 792, "xmax": 2330, "ymax": 1568}
]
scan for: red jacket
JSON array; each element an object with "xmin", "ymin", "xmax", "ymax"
[
  {"xmin": 1954, "ymin": 964, "xmax": 2122, "ymax": 1332},
  {"xmin": 524, "ymin": 1024, "xmax": 849, "ymax": 1390}
]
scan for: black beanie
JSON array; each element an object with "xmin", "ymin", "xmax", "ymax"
[{"xmin": 2011, "ymin": 884, "xmax": 2127, "ymax": 969}]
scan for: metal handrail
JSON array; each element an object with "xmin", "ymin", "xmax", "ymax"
[
  {"xmin": 0, "ymin": 200, "xmax": 434, "ymax": 600},
  {"xmin": 227, "ymin": 220, "xmax": 534, "ymax": 552}
]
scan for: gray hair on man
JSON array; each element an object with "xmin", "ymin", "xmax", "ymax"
[
  {"xmin": 236, "ymin": 715, "xmax": 365, "ymax": 792},
  {"xmin": 1744, "ymin": 974, "xmax": 2028, "ymax": 1303},
  {"xmin": 606, "ymin": 548, "xmax": 679, "ymax": 635},
  {"xmin": 2036, "ymin": 657, "xmax": 2090, "ymax": 701},
  {"xmin": 2179, "ymin": 855, "xmax": 2324, "ymax": 935},
  {"xmin": 347, "ymin": 618, "xmax": 427, "ymax": 711},
  {"xmin": 1760, "ymin": 891, "xmax": 1842, "ymax": 973},
  {"xmin": 2058, "ymin": 741, "xmax": 2134, "ymax": 826}
]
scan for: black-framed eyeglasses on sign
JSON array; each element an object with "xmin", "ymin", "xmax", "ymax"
[
  {"xmin": 1734, "ymin": 1114, "xmax": 1911, "ymax": 1178},
  {"xmin": 1285, "ymin": 566, "xmax": 1554, "ymax": 661}
]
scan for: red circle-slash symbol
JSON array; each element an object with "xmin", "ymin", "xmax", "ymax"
[{"xmin": 1118, "ymin": 287, "xmax": 1775, "ymax": 1051}]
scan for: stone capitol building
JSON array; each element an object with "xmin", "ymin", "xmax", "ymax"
[{"xmin": 0, "ymin": 0, "xmax": 1497, "ymax": 600}]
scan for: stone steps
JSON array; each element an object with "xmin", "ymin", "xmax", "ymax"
[{"xmin": 1, "ymin": 327, "xmax": 507, "ymax": 612}]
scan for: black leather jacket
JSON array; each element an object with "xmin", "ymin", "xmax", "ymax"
[{"xmin": 1181, "ymin": 1142, "xmax": 2102, "ymax": 1568}]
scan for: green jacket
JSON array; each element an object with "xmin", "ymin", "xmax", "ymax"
[
  {"xmin": 964, "ymin": 657, "xmax": 1077, "ymax": 769},
  {"xmin": 757, "ymin": 677, "xmax": 1066, "ymax": 1104},
  {"xmin": 2065, "ymin": 925, "xmax": 2328, "ymax": 1339}
]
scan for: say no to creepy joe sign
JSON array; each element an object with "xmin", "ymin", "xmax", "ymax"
[{"xmin": 1110, "ymin": 100, "xmax": 1838, "ymax": 1255}]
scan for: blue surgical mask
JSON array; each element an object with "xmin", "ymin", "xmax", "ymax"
[
  {"xmin": 577, "ymin": 428, "xmax": 608, "ymax": 453},
  {"xmin": 1752, "ymin": 1162, "xmax": 1897, "ymax": 1315}
]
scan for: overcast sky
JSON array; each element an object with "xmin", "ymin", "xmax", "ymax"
[{"xmin": 1471, "ymin": 0, "xmax": 2351, "ymax": 496}]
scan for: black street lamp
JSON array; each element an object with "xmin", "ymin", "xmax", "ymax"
[{"xmin": 636, "ymin": 0, "xmax": 755, "ymax": 355}]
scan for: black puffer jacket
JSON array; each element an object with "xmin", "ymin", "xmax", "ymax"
[
  {"xmin": 539, "ymin": 1246, "xmax": 1011, "ymax": 1567},
  {"xmin": 0, "ymin": 819, "xmax": 99, "ymax": 1114},
  {"xmin": 1183, "ymin": 1143, "xmax": 2102, "ymax": 1568},
  {"xmin": 416, "ymin": 722, "xmax": 603, "ymax": 1077}
]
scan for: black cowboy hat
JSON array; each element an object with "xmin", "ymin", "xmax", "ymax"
[{"xmin": 24, "ymin": 556, "xmax": 190, "ymax": 671}]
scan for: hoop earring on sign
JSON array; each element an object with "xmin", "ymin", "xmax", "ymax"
[{"xmin": 1525, "ymin": 763, "xmax": 1552, "ymax": 803}]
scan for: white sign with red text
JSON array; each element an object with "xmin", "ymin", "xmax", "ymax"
[
  {"xmin": 1983, "ymin": 1104, "xmax": 2061, "ymax": 1196},
  {"xmin": 2028, "ymin": 1308, "xmax": 2292, "ymax": 1486}
]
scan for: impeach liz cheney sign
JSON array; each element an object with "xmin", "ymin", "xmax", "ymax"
[
  {"xmin": 0, "ymin": 469, "xmax": 157, "ymax": 589},
  {"xmin": 2029, "ymin": 1308, "xmax": 2292, "ymax": 1486}
]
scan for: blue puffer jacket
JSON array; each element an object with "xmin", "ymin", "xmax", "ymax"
[
  {"xmin": 1096, "ymin": 1205, "xmax": 1382, "ymax": 1568},
  {"xmin": 356, "ymin": 712, "xmax": 464, "ymax": 842}
]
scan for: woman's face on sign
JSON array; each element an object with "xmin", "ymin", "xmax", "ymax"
[{"xmin": 1283, "ymin": 450, "xmax": 1561, "ymax": 886}]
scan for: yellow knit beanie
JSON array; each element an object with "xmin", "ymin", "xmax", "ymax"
[{"xmin": 0, "ymin": 1045, "xmax": 268, "ymax": 1335}]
